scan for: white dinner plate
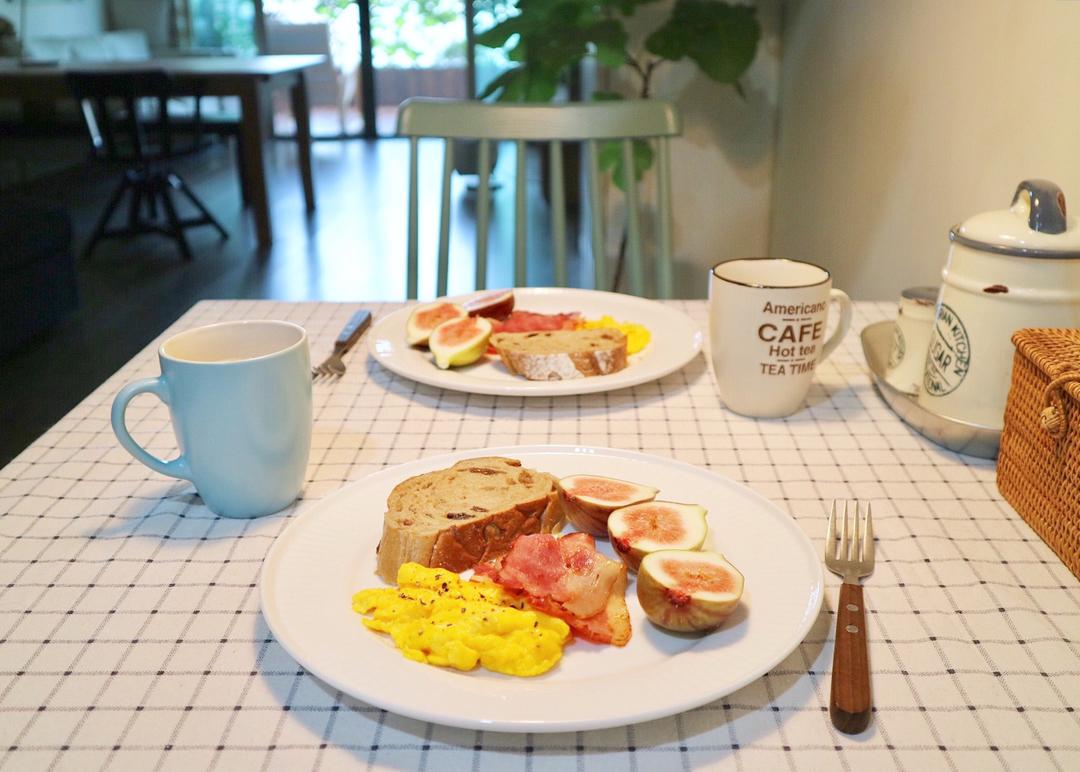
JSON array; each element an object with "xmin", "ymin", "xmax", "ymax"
[
  {"xmin": 367, "ymin": 288, "xmax": 703, "ymax": 396},
  {"xmin": 260, "ymin": 446, "xmax": 823, "ymax": 733}
]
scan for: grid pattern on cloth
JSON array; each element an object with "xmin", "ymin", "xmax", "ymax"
[{"xmin": 1, "ymin": 299, "xmax": 1078, "ymax": 772}]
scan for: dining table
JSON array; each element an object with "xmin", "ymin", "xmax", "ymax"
[
  {"xmin": 0, "ymin": 55, "xmax": 324, "ymax": 248},
  {"xmin": 1, "ymin": 298, "xmax": 1076, "ymax": 772}
]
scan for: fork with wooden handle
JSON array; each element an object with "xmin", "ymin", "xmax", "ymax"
[
  {"xmin": 825, "ymin": 500, "xmax": 875, "ymax": 733},
  {"xmin": 312, "ymin": 309, "xmax": 372, "ymax": 380}
]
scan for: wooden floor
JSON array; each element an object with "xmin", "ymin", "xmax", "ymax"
[{"xmin": 1, "ymin": 137, "xmax": 595, "ymax": 466}]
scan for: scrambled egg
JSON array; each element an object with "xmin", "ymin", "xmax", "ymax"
[
  {"xmin": 579, "ymin": 315, "xmax": 651, "ymax": 355},
  {"xmin": 351, "ymin": 563, "xmax": 571, "ymax": 677}
]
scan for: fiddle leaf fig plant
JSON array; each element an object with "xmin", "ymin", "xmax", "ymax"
[
  {"xmin": 477, "ymin": 0, "xmax": 761, "ymax": 102},
  {"xmin": 645, "ymin": 0, "xmax": 760, "ymax": 90},
  {"xmin": 476, "ymin": 0, "xmax": 761, "ymax": 190},
  {"xmin": 476, "ymin": 0, "xmax": 761, "ymax": 290}
]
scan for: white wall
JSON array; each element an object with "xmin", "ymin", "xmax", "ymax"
[
  {"xmin": 2, "ymin": 0, "xmax": 105, "ymax": 38},
  {"xmin": 770, "ymin": 0, "xmax": 1080, "ymax": 300},
  {"xmin": 607, "ymin": 0, "xmax": 780, "ymax": 298}
]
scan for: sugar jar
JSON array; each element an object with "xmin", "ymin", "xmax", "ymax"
[{"xmin": 918, "ymin": 179, "xmax": 1080, "ymax": 430}]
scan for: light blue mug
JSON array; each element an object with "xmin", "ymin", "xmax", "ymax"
[{"xmin": 111, "ymin": 320, "xmax": 313, "ymax": 518}]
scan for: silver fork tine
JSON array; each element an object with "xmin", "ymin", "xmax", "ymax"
[
  {"xmin": 863, "ymin": 502, "xmax": 874, "ymax": 563},
  {"xmin": 840, "ymin": 500, "xmax": 850, "ymax": 563},
  {"xmin": 826, "ymin": 500, "xmax": 837, "ymax": 559},
  {"xmin": 851, "ymin": 501, "xmax": 862, "ymax": 564}
]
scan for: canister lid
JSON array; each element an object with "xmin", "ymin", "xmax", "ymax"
[
  {"xmin": 900, "ymin": 286, "xmax": 938, "ymax": 306},
  {"xmin": 950, "ymin": 179, "xmax": 1080, "ymax": 258}
]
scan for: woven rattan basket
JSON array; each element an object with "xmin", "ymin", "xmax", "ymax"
[{"xmin": 997, "ymin": 328, "xmax": 1080, "ymax": 580}]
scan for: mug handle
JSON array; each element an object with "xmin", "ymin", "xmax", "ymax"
[
  {"xmin": 111, "ymin": 377, "xmax": 191, "ymax": 480},
  {"xmin": 819, "ymin": 288, "xmax": 854, "ymax": 363}
]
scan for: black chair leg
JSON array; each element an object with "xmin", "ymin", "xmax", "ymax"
[
  {"xmin": 159, "ymin": 186, "xmax": 193, "ymax": 261},
  {"xmin": 173, "ymin": 174, "xmax": 229, "ymax": 240},
  {"xmin": 127, "ymin": 180, "xmax": 144, "ymax": 231},
  {"xmin": 234, "ymin": 135, "xmax": 251, "ymax": 206},
  {"xmin": 83, "ymin": 175, "xmax": 129, "ymax": 260}
]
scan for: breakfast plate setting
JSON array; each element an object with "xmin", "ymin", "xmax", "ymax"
[
  {"xmin": 13, "ymin": 291, "xmax": 1079, "ymax": 770},
  {"xmin": 367, "ymin": 287, "xmax": 704, "ymax": 396},
  {"xmin": 260, "ymin": 445, "xmax": 824, "ymax": 733}
]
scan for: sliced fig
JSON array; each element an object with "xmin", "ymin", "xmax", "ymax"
[
  {"xmin": 406, "ymin": 302, "xmax": 467, "ymax": 346},
  {"xmin": 464, "ymin": 289, "xmax": 515, "ymax": 321},
  {"xmin": 558, "ymin": 475, "xmax": 659, "ymax": 536},
  {"xmin": 637, "ymin": 550, "xmax": 744, "ymax": 633},
  {"xmin": 428, "ymin": 316, "xmax": 493, "ymax": 369},
  {"xmin": 607, "ymin": 502, "xmax": 707, "ymax": 571}
]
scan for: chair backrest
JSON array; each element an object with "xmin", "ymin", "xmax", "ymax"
[
  {"xmin": 65, "ymin": 70, "xmax": 202, "ymax": 164},
  {"xmin": 396, "ymin": 97, "xmax": 682, "ymax": 299}
]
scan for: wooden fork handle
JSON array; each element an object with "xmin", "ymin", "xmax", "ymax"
[{"xmin": 830, "ymin": 582, "xmax": 871, "ymax": 733}]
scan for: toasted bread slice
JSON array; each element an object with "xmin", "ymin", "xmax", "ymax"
[
  {"xmin": 491, "ymin": 328, "xmax": 628, "ymax": 380},
  {"xmin": 375, "ymin": 457, "xmax": 564, "ymax": 583}
]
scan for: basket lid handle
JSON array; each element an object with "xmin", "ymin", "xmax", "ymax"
[{"xmin": 1040, "ymin": 372, "xmax": 1080, "ymax": 437}]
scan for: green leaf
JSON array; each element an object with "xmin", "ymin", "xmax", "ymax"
[
  {"xmin": 645, "ymin": 0, "xmax": 761, "ymax": 84},
  {"xmin": 477, "ymin": 67, "xmax": 526, "ymax": 101},
  {"xmin": 600, "ymin": 0, "xmax": 664, "ymax": 14},
  {"xmin": 592, "ymin": 91, "xmax": 623, "ymax": 102},
  {"xmin": 475, "ymin": 18, "xmax": 526, "ymax": 49},
  {"xmin": 588, "ymin": 19, "xmax": 629, "ymax": 68},
  {"xmin": 598, "ymin": 137, "xmax": 654, "ymax": 192},
  {"xmin": 523, "ymin": 64, "xmax": 562, "ymax": 101}
]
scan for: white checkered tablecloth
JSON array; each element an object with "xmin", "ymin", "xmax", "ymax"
[{"xmin": 1, "ymin": 300, "xmax": 1078, "ymax": 772}]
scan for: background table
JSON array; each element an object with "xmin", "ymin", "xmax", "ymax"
[
  {"xmin": 0, "ymin": 56, "xmax": 323, "ymax": 247},
  {"xmin": 1, "ymin": 300, "xmax": 1077, "ymax": 771}
]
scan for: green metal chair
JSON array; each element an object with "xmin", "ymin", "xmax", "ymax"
[{"xmin": 395, "ymin": 97, "xmax": 682, "ymax": 299}]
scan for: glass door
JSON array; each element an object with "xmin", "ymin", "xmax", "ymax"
[
  {"xmin": 368, "ymin": 0, "xmax": 471, "ymax": 136},
  {"xmin": 189, "ymin": 0, "xmax": 259, "ymax": 54},
  {"xmin": 180, "ymin": 1, "xmax": 513, "ymax": 139},
  {"xmin": 260, "ymin": 0, "xmax": 363, "ymax": 138}
]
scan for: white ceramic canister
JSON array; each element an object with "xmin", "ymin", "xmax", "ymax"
[
  {"xmin": 885, "ymin": 285, "xmax": 938, "ymax": 395},
  {"xmin": 918, "ymin": 179, "xmax": 1080, "ymax": 430}
]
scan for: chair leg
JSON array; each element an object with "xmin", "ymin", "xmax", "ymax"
[
  {"xmin": 234, "ymin": 135, "xmax": 251, "ymax": 206},
  {"xmin": 83, "ymin": 175, "xmax": 129, "ymax": 260},
  {"xmin": 127, "ymin": 179, "xmax": 144, "ymax": 232},
  {"xmin": 159, "ymin": 185, "xmax": 193, "ymax": 261},
  {"xmin": 173, "ymin": 174, "xmax": 229, "ymax": 240}
]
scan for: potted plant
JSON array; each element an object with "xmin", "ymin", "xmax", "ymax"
[{"xmin": 475, "ymin": 0, "xmax": 762, "ymax": 288}]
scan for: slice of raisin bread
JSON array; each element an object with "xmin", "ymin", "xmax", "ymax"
[
  {"xmin": 491, "ymin": 328, "xmax": 628, "ymax": 380},
  {"xmin": 375, "ymin": 457, "xmax": 564, "ymax": 582}
]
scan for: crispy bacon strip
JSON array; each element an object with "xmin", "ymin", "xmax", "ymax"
[{"xmin": 474, "ymin": 533, "xmax": 631, "ymax": 646}]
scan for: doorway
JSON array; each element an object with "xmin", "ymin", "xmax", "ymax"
[{"xmin": 182, "ymin": 1, "xmax": 513, "ymax": 139}]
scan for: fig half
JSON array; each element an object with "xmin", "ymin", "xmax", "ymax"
[
  {"xmin": 558, "ymin": 475, "xmax": 659, "ymax": 536},
  {"xmin": 607, "ymin": 502, "xmax": 707, "ymax": 571},
  {"xmin": 464, "ymin": 289, "xmax": 515, "ymax": 321},
  {"xmin": 406, "ymin": 302, "xmax": 467, "ymax": 346},
  {"xmin": 637, "ymin": 550, "xmax": 744, "ymax": 633},
  {"xmin": 428, "ymin": 316, "xmax": 493, "ymax": 369}
]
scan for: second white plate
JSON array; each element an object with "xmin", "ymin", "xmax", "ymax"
[
  {"xmin": 260, "ymin": 446, "xmax": 824, "ymax": 733},
  {"xmin": 367, "ymin": 287, "xmax": 703, "ymax": 396}
]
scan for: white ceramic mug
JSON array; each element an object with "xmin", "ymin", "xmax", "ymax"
[
  {"xmin": 709, "ymin": 258, "xmax": 853, "ymax": 418},
  {"xmin": 111, "ymin": 320, "xmax": 313, "ymax": 518}
]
